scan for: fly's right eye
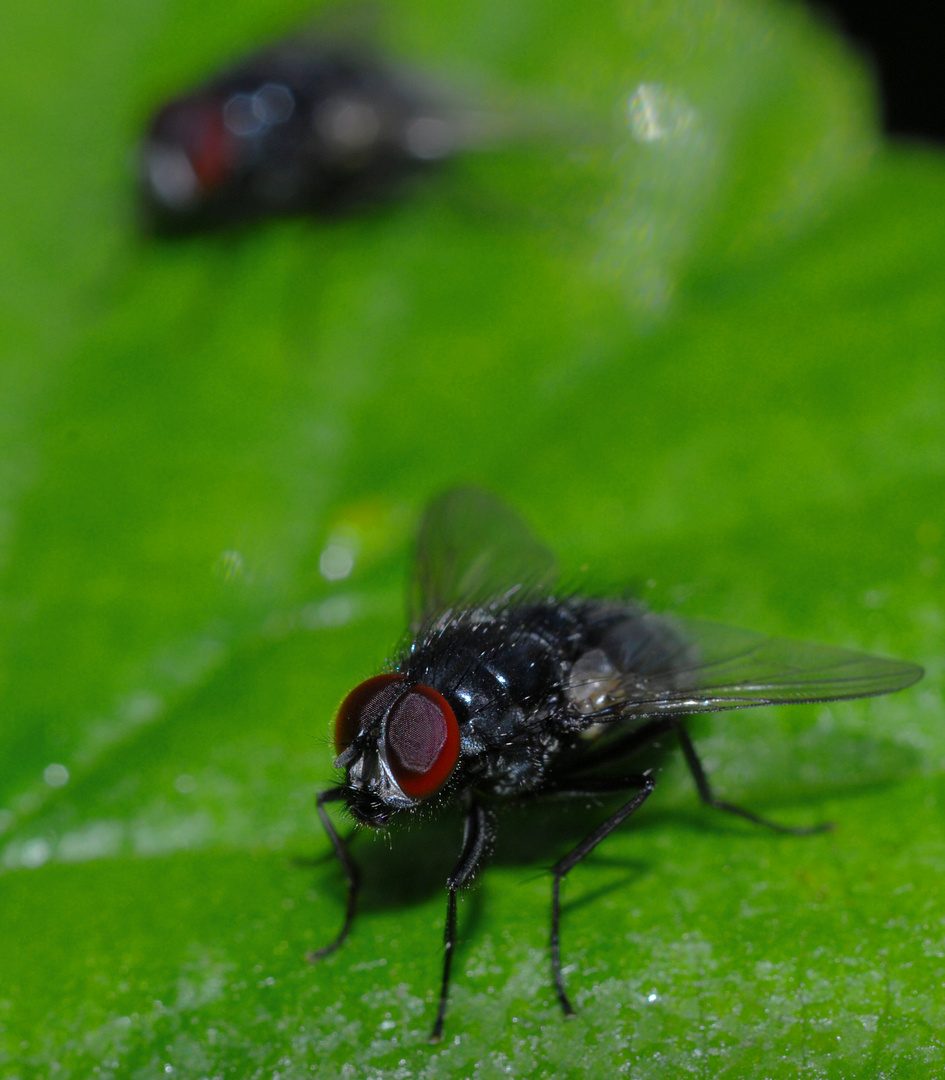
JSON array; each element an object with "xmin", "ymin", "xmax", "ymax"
[
  {"xmin": 384, "ymin": 685, "xmax": 459, "ymax": 800},
  {"xmin": 334, "ymin": 673, "xmax": 405, "ymax": 754}
]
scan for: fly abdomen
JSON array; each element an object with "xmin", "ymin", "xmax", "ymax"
[{"xmin": 560, "ymin": 599, "xmax": 696, "ymax": 716}]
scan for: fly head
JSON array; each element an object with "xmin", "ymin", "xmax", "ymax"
[{"xmin": 334, "ymin": 672, "xmax": 461, "ymax": 825}]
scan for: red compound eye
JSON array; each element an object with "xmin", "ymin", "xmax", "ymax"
[
  {"xmin": 334, "ymin": 673, "xmax": 405, "ymax": 755},
  {"xmin": 183, "ymin": 102, "xmax": 236, "ymax": 190},
  {"xmin": 153, "ymin": 99, "xmax": 235, "ymax": 192},
  {"xmin": 384, "ymin": 685, "xmax": 460, "ymax": 800}
]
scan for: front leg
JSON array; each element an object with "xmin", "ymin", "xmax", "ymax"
[
  {"xmin": 306, "ymin": 787, "xmax": 360, "ymax": 962},
  {"xmin": 431, "ymin": 798, "xmax": 496, "ymax": 1043}
]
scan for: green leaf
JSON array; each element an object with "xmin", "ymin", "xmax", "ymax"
[{"xmin": 1, "ymin": 0, "xmax": 943, "ymax": 1077}]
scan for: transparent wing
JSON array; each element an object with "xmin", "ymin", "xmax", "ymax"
[
  {"xmin": 574, "ymin": 612, "xmax": 923, "ymax": 721},
  {"xmin": 409, "ymin": 487, "xmax": 558, "ymax": 629}
]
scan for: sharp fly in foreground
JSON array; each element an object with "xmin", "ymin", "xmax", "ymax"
[{"xmin": 312, "ymin": 487, "xmax": 922, "ymax": 1040}]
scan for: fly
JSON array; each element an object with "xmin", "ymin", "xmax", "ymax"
[
  {"xmin": 140, "ymin": 32, "xmax": 465, "ymax": 234},
  {"xmin": 311, "ymin": 486, "xmax": 923, "ymax": 1041}
]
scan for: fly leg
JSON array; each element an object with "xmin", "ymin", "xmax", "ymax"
[
  {"xmin": 306, "ymin": 787, "xmax": 361, "ymax": 962},
  {"xmin": 431, "ymin": 799, "xmax": 495, "ymax": 1043},
  {"xmin": 672, "ymin": 720, "xmax": 832, "ymax": 835},
  {"xmin": 547, "ymin": 772, "xmax": 656, "ymax": 1016}
]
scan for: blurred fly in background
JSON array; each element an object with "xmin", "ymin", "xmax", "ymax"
[{"xmin": 139, "ymin": 30, "xmax": 487, "ymax": 234}]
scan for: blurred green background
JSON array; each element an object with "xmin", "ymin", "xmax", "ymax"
[{"xmin": 1, "ymin": 0, "xmax": 943, "ymax": 1076}]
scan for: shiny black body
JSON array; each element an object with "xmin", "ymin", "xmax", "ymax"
[
  {"xmin": 141, "ymin": 37, "xmax": 457, "ymax": 234},
  {"xmin": 312, "ymin": 487, "xmax": 923, "ymax": 1041},
  {"xmin": 395, "ymin": 598, "xmax": 680, "ymax": 802}
]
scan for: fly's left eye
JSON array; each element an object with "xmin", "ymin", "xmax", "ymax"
[
  {"xmin": 177, "ymin": 101, "xmax": 234, "ymax": 191},
  {"xmin": 334, "ymin": 673, "xmax": 405, "ymax": 755},
  {"xmin": 147, "ymin": 99, "xmax": 234, "ymax": 201},
  {"xmin": 385, "ymin": 686, "xmax": 459, "ymax": 800}
]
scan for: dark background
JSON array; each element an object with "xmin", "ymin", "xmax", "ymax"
[{"xmin": 815, "ymin": 0, "xmax": 945, "ymax": 141}]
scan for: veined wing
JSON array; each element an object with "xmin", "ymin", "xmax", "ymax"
[
  {"xmin": 409, "ymin": 486, "xmax": 558, "ymax": 631},
  {"xmin": 572, "ymin": 612, "xmax": 923, "ymax": 720}
]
